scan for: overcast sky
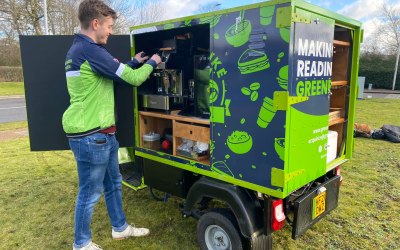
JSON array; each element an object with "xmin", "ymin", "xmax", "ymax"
[{"xmin": 156, "ymin": 0, "xmax": 400, "ymax": 42}]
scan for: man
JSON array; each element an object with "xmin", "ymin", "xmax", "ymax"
[{"xmin": 63, "ymin": 0, "xmax": 161, "ymax": 249}]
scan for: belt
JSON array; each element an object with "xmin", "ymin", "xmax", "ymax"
[{"xmin": 100, "ymin": 125, "xmax": 116, "ymax": 134}]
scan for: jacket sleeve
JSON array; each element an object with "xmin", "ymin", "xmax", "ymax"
[
  {"xmin": 85, "ymin": 44, "xmax": 156, "ymax": 86},
  {"xmin": 126, "ymin": 58, "xmax": 140, "ymax": 68}
]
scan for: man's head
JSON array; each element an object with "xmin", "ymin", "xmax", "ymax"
[{"xmin": 78, "ymin": 0, "xmax": 117, "ymax": 44}]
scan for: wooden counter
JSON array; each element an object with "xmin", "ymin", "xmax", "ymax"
[{"xmin": 139, "ymin": 110, "xmax": 210, "ymax": 125}]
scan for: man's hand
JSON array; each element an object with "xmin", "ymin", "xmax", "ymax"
[
  {"xmin": 134, "ymin": 51, "xmax": 149, "ymax": 63},
  {"xmin": 150, "ymin": 54, "xmax": 161, "ymax": 65},
  {"xmin": 150, "ymin": 54, "xmax": 162, "ymax": 65}
]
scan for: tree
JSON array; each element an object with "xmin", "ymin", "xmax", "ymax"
[
  {"xmin": 0, "ymin": 0, "xmax": 166, "ymax": 65},
  {"xmin": 46, "ymin": 0, "xmax": 80, "ymax": 35},
  {"xmin": 0, "ymin": 0, "xmax": 166, "ymax": 37},
  {"xmin": 195, "ymin": 2, "xmax": 222, "ymax": 14},
  {"xmin": 378, "ymin": 2, "xmax": 400, "ymax": 90},
  {"xmin": 0, "ymin": 0, "xmax": 37, "ymax": 36}
]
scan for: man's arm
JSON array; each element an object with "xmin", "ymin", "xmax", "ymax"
[
  {"xmin": 85, "ymin": 45, "xmax": 159, "ymax": 86},
  {"xmin": 126, "ymin": 52, "xmax": 149, "ymax": 68}
]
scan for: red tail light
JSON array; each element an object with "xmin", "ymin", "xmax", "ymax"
[
  {"xmin": 335, "ymin": 166, "xmax": 343, "ymax": 184},
  {"xmin": 272, "ymin": 199, "xmax": 286, "ymax": 231}
]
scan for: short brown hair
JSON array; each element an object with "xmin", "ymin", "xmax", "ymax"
[{"xmin": 78, "ymin": 0, "xmax": 117, "ymax": 29}]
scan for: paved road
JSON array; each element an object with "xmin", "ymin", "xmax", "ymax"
[
  {"xmin": 0, "ymin": 90, "xmax": 398, "ymax": 124},
  {"xmin": 0, "ymin": 96, "xmax": 27, "ymax": 123},
  {"xmin": 363, "ymin": 93, "xmax": 400, "ymax": 99}
]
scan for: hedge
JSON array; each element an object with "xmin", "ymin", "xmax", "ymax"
[
  {"xmin": 359, "ymin": 70, "xmax": 400, "ymax": 90},
  {"xmin": 359, "ymin": 55, "xmax": 400, "ymax": 90},
  {"xmin": 0, "ymin": 66, "xmax": 24, "ymax": 82}
]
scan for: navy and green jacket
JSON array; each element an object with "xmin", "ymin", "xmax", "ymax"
[{"xmin": 63, "ymin": 33, "xmax": 156, "ymax": 136}]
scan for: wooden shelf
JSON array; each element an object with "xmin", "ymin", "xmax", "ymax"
[
  {"xmin": 329, "ymin": 109, "xmax": 343, "ymax": 120},
  {"xmin": 173, "ymin": 120, "xmax": 210, "ymax": 156},
  {"xmin": 176, "ymin": 151, "xmax": 210, "ymax": 165},
  {"xmin": 198, "ymin": 157, "xmax": 210, "ymax": 165},
  {"xmin": 139, "ymin": 110, "xmax": 210, "ymax": 125},
  {"xmin": 139, "ymin": 110, "xmax": 210, "ymax": 165},
  {"xmin": 329, "ymin": 117, "xmax": 345, "ymax": 126},
  {"xmin": 333, "ymin": 40, "xmax": 351, "ymax": 47},
  {"xmin": 331, "ymin": 80, "xmax": 348, "ymax": 87}
]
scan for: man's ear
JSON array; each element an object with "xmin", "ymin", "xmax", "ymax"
[{"xmin": 91, "ymin": 19, "xmax": 99, "ymax": 31}]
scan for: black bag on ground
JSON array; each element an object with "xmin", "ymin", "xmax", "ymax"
[
  {"xmin": 371, "ymin": 129, "xmax": 386, "ymax": 139},
  {"xmin": 381, "ymin": 125, "xmax": 400, "ymax": 143}
]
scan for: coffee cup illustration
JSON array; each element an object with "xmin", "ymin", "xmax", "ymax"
[
  {"xmin": 200, "ymin": 15, "xmax": 222, "ymax": 28},
  {"xmin": 260, "ymin": 5, "xmax": 275, "ymax": 26},
  {"xmin": 280, "ymin": 27, "xmax": 290, "ymax": 43},
  {"xmin": 211, "ymin": 161, "xmax": 234, "ymax": 177},
  {"xmin": 227, "ymin": 131, "xmax": 253, "ymax": 154},
  {"xmin": 238, "ymin": 49, "xmax": 270, "ymax": 74},
  {"xmin": 277, "ymin": 65, "xmax": 288, "ymax": 90},
  {"xmin": 274, "ymin": 138, "xmax": 285, "ymax": 161},
  {"xmin": 257, "ymin": 97, "xmax": 276, "ymax": 128},
  {"xmin": 225, "ymin": 19, "xmax": 252, "ymax": 47}
]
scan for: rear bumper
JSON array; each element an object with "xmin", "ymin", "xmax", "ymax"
[{"xmin": 291, "ymin": 175, "xmax": 341, "ymax": 239}]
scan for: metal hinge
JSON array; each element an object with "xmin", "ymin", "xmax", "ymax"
[
  {"xmin": 273, "ymin": 91, "xmax": 309, "ymax": 110},
  {"xmin": 291, "ymin": 13, "xmax": 311, "ymax": 24},
  {"xmin": 276, "ymin": 6, "xmax": 311, "ymax": 28}
]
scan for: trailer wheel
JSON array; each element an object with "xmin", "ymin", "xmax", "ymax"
[{"xmin": 197, "ymin": 209, "xmax": 244, "ymax": 250}]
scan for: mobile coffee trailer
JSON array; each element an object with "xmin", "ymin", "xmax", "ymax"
[{"xmin": 20, "ymin": 0, "xmax": 362, "ymax": 249}]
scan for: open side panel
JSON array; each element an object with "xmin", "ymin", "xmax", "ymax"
[
  {"xmin": 133, "ymin": 24, "xmax": 212, "ymax": 165},
  {"xmin": 328, "ymin": 26, "xmax": 353, "ymax": 161},
  {"xmin": 20, "ymin": 35, "xmax": 134, "ymax": 151},
  {"xmin": 286, "ymin": 9, "xmax": 334, "ymax": 194}
]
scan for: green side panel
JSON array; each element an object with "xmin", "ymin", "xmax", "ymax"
[
  {"xmin": 283, "ymin": 8, "xmax": 335, "ymax": 196},
  {"xmin": 285, "ymin": 107, "xmax": 329, "ymax": 194}
]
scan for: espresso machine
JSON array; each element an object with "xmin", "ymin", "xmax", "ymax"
[
  {"xmin": 139, "ymin": 34, "xmax": 195, "ymax": 113},
  {"xmin": 140, "ymin": 68, "xmax": 184, "ymax": 112}
]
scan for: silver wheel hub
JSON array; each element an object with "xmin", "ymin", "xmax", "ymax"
[{"xmin": 204, "ymin": 225, "xmax": 232, "ymax": 250}]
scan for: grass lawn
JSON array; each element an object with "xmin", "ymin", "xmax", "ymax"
[
  {"xmin": 0, "ymin": 121, "xmax": 27, "ymax": 131},
  {"xmin": 0, "ymin": 98, "xmax": 399, "ymax": 249},
  {"xmin": 0, "ymin": 82, "xmax": 25, "ymax": 96}
]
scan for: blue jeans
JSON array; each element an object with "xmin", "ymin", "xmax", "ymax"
[{"xmin": 69, "ymin": 133, "xmax": 128, "ymax": 248}]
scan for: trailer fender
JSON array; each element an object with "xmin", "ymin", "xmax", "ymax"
[{"xmin": 183, "ymin": 177, "xmax": 264, "ymax": 238}]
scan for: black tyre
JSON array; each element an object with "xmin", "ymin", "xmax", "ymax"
[{"xmin": 197, "ymin": 209, "xmax": 244, "ymax": 250}]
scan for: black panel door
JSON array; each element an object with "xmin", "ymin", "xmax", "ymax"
[{"xmin": 20, "ymin": 35, "xmax": 135, "ymax": 151}]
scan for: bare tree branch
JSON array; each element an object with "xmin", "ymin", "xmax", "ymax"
[
  {"xmin": 195, "ymin": 2, "xmax": 221, "ymax": 14},
  {"xmin": 377, "ymin": 2, "xmax": 400, "ymax": 54}
]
